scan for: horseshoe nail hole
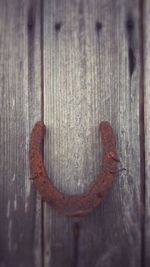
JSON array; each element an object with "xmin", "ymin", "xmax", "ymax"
[
  {"xmin": 109, "ymin": 170, "xmax": 115, "ymax": 174},
  {"xmin": 108, "ymin": 151, "xmax": 115, "ymax": 158},
  {"xmin": 97, "ymin": 192, "xmax": 102, "ymax": 199},
  {"xmin": 55, "ymin": 22, "xmax": 61, "ymax": 31}
]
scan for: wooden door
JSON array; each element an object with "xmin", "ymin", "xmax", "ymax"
[{"xmin": 0, "ymin": 1, "xmax": 149, "ymax": 266}]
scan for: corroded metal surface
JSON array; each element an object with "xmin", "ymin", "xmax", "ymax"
[{"xmin": 29, "ymin": 121, "xmax": 118, "ymax": 217}]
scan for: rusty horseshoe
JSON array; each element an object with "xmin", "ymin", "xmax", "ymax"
[{"xmin": 29, "ymin": 121, "xmax": 118, "ymax": 217}]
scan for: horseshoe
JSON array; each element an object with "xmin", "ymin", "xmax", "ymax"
[{"xmin": 29, "ymin": 121, "xmax": 119, "ymax": 217}]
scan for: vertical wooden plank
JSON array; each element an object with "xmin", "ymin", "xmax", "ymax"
[
  {"xmin": 43, "ymin": 2, "xmax": 75, "ymax": 266},
  {"xmin": 0, "ymin": 0, "xmax": 42, "ymax": 266},
  {"xmin": 144, "ymin": 0, "xmax": 150, "ymax": 266},
  {"xmin": 43, "ymin": 0, "xmax": 142, "ymax": 266},
  {"xmin": 76, "ymin": 1, "xmax": 142, "ymax": 266}
]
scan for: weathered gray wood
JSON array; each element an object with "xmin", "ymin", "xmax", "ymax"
[
  {"xmin": 144, "ymin": 0, "xmax": 150, "ymax": 266},
  {"xmin": 0, "ymin": 0, "xmax": 42, "ymax": 266},
  {"xmin": 43, "ymin": 0, "xmax": 142, "ymax": 266}
]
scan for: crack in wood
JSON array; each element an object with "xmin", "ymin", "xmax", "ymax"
[
  {"xmin": 73, "ymin": 222, "xmax": 80, "ymax": 267},
  {"xmin": 125, "ymin": 14, "xmax": 136, "ymax": 78},
  {"xmin": 27, "ymin": 4, "xmax": 35, "ymax": 30}
]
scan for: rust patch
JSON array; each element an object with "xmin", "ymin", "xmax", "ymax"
[{"xmin": 29, "ymin": 121, "xmax": 118, "ymax": 217}]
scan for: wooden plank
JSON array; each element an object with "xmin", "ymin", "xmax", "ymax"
[
  {"xmin": 75, "ymin": 1, "xmax": 142, "ymax": 266},
  {"xmin": 0, "ymin": 0, "xmax": 42, "ymax": 266},
  {"xmin": 144, "ymin": 0, "xmax": 150, "ymax": 266},
  {"xmin": 43, "ymin": 1, "xmax": 76, "ymax": 265},
  {"xmin": 43, "ymin": 0, "xmax": 142, "ymax": 266}
]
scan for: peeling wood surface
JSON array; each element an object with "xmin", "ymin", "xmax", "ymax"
[{"xmin": 0, "ymin": 0, "xmax": 148, "ymax": 267}]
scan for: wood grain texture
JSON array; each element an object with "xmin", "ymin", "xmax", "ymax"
[
  {"xmin": 144, "ymin": 0, "xmax": 150, "ymax": 266},
  {"xmin": 0, "ymin": 0, "xmax": 146, "ymax": 266},
  {"xmin": 0, "ymin": 0, "xmax": 42, "ymax": 266},
  {"xmin": 43, "ymin": 0, "xmax": 142, "ymax": 266}
]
